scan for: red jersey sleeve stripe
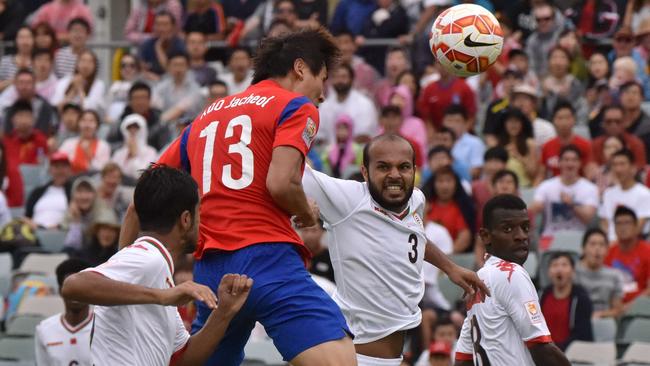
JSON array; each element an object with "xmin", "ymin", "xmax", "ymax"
[
  {"xmin": 278, "ymin": 96, "xmax": 310, "ymax": 126},
  {"xmin": 455, "ymin": 352, "xmax": 473, "ymax": 361},
  {"xmin": 525, "ymin": 335, "xmax": 553, "ymax": 348}
]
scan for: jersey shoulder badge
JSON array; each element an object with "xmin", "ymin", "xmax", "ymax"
[{"xmin": 302, "ymin": 117, "xmax": 317, "ymax": 148}]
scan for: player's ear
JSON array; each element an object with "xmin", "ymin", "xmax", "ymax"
[
  {"xmin": 293, "ymin": 58, "xmax": 306, "ymax": 81},
  {"xmin": 360, "ymin": 165, "xmax": 369, "ymax": 183},
  {"xmin": 180, "ymin": 210, "xmax": 192, "ymax": 231},
  {"xmin": 478, "ymin": 227, "xmax": 490, "ymax": 246}
]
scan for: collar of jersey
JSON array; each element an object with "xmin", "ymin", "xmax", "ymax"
[
  {"xmin": 371, "ymin": 200, "xmax": 410, "ymax": 221},
  {"xmin": 134, "ymin": 236, "xmax": 174, "ymax": 275},
  {"xmin": 60, "ymin": 311, "xmax": 94, "ymax": 334}
]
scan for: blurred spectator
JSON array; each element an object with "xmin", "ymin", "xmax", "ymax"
[
  {"xmin": 605, "ymin": 206, "xmax": 650, "ymax": 305},
  {"xmin": 106, "ymin": 54, "xmax": 141, "ymax": 124},
  {"xmin": 417, "ymin": 64, "xmax": 476, "ymax": 135},
  {"xmin": 72, "ymin": 209, "xmax": 120, "ymax": 266},
  {"xmin": 609, "ymin": 56, "xmax": 640, "ymax": 92},
  {"xmin": 124, "ymin": 0, "xmax": 183, "ymax": 45},
  {"xmin": 425, "ymin": 341, "xmax": 452, "ymax": 366},
  {"xmin": 378, "ymin": 105, "xmax": 423, "ymax": 166},
  {"xmin": 374, "ymin": 46, "xmax": 410, "ymax": 105},
  {"xmin": 299, "ymin": 221, "xmax": 335, "ymax": 284},
  {"xmin": 205, "ymin": 79, "xmax": 229, "ymax": 106},
  {"xmin": 32, "ymin": 48, "xmax": 58, "ymax": 103},
  {"xmin": 542, "ymin": 100, "xmax": 594, "ymax": 177},
  {"xmin": 110, "ymin": 114, "xmax": 158, "ymax": 180},
  {"xmin": 2, "ymin": 100, "xmax": 49, "ymax": 165},
  {"xmin": 592, "ymin": 104, "xmax": 647, "ymax": 169},
  {"xmin": 95, "ymin": 163, "xmax": 133, "ymax": 221},
  {"xmin": 1, "ymin": 68, "xmax": 57, "ymax": 135},
  {"xmin": 24, "ymin": 152, "xmax": 72, "ymax": 229},
  {"xmin": 635, "ymin": 18, "xmax": 650, "ymax": 61},
  {"xmin": 220, "ymin": 47, "xmax": 253, "ymax": 95},
  {"xmin": 541, "ymin": 252, "xmax": 593, "ymax": 351},
  {"xmin": 358, "ymin": 0, "xmax": 409, "ymax": 74},
  {"xmin": 185, "ymin": 32, "xmax": 218, "ymax": 87},
  {"xmin": 525, "ymin": 3, "xmax": 567, "ymax": 78},
  {"xmin": 423, "ymin": 166, "xmax": 475, "ymax": 253},
  {"xmin": 608, "ymin": 26, "xmax": 649, "ymax": 95},
  {"xmin": 593, "ymin": 135, "xmax": 623, "ymax": 194},
  {"xmin": 587, "ymin": 51, "xmax": 610, "ymax": 85},
  {"xmin": 396, "ymin": 70, "xmax": 419, "ymax": 100},
  {"xmin": 387, "ymin": 85, "xmax": 426, "ymax": 161},
  {"xmin": 627, "ymin": 0, "xmax": 650, "ymax": 33},
  {"xmin": 183, "ymin": 0, "xmax": 226, "ymax": 39},
  {"xmin": 492, "ymin": 169, "xmax": 520, "ymax": 195},
  {"xmin": 576, "ymin": 228, "xmax": 624, "ymax": 319},
  {"xmin": 0, "ymin": 148, "xmax": 11, "ymax": 227},
  {"xmin": 330, "ymin": 0, "xmax": 376, "ymax": 36},
  {"xmin": 293, "ymin": 0, "xmax": 327, "ymax": 28},
  {"xmin": 0, "ymin": 140, "xmax": 24, "ymax": 208},
  {"xmin": 62, "ymin": 176, "xmax": 108, "ymax": 251},
  {"xmin": 508, "ymin": 49, "xmax": 540, "ymax": 92},
  {"xmin": 58, "ymin": 110, "xmax": 111, "ymax": 174},
  {"xmin": 34, "ymin": 258, "xmax": 92, "ymax": 366},
  {"xmin": 319, "ymin": 63, "xmax": 378, "ymax": 143},
  {"xmin": 54, "ymin": 103, "xmax": 81, "ymax": 148},
  {"xmin": 599, "ymin": 149, "xmax": 650, "ymax": 241},
  {"xmin": 565, "ymin": 0, "xmax": 619, "ymax": 56},
  {"xmin": 510, "ymin": 83, "xmax": 556, "ymax": 146},
  {"xmin": 221, "ymin": 0, "xmax": 264, "ymax": 20},
  {"xmin": 52, "ymin": 49, "xmax": 106, "ymax": 112},
  {"xmin": 442, "ymin": 104, "xmax": 485, "ymax": 180},
  {"xmin": 241, "ymin": 0, "xmax": 286, "ymax": 43},
  {"xmin": 335, "ymin": 31, "xmax": 379, "ymax": 95},
  {"xmin": 0, "ymin": 0, "xmax": 27, "ymax": 42},
  {"xmin": 414, "ymin": 316, "xmax": 458, "ymax": 366},
  {"xmin": 484, "ymin": 67, "xmax": 524, "ymax": 144},
  {"xmin": 138, "ymin": 11, "xmax": 186, "ymax": 78},
  {"xmin": 530, "ymin": 145, "xmax": 598, "ymax": 237},
  {"xmin": 113, "ymin": 82, "xmax": 168, "ymax": 150},
  {"xmin": 472, "ymin": 146, "xmax": 509, "ymax": 229},
  {"xmin": 541, "ymin": 46, "xmax": 585, "ymax": 121},
  {"xmin": 557, "ymin": 29, "xmax": 589, "ymax": 83},
  {"xmin": 425, "ymin": 145, "xmax": 470, "ymax": 190},
  {"xmin": 620, "ymin": 81, "xmax": 650, "ymax": 161},
  {"xmin": 152, "ymin": 52, "xmax": 203, "ymax": 123},
  {"xmin": 0, "ymin": 26, "xmax": 34, "ymax": 91},
  {"xmin": 30, "ymin": 0, "xmax": 93, "ymax": 43},
  {"xmin": 33, "ymin": 22, "xmax": 58, "ymax": 54},
  {"xmin": 54, "ymin": 17, "xmax": 91, "ymax": 78},
  {"xmin": 322, "ymin": 114, "xmax": 362, "ymax": 178},
  {"xmin": 266, "ymin": 18, "xmax": 293, "ymax": 37},
  {"xmin": 489, "ymin": 107, "xmax": 539, "ymax": 188}
]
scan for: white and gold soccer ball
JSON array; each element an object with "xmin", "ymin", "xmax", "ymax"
[{"xmin": 429, "ymin": 4, "xmax": 504, "ymax": 77}]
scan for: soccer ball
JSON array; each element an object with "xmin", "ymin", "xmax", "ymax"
[{"xmin": 430, "ymin": 4, "xmax": 504, "ymax": 77}]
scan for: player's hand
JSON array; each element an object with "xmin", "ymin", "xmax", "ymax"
[
  {"xmin": 216, "ymin": 274, "xmax": 253, "ymax": 319},
  {"xmin": 447, "ymin": 264, "xmax": 491, "ymax": 298},
  {"xmin": 158, "ymin": 281, "xmax": 218, "ymax": 309}
]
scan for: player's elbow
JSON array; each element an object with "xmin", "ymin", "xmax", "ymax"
[{"xmin": 60, "ymin": 272, "xmax": 92, "ymax": 302}]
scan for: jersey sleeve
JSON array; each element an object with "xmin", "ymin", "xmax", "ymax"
[
  {"xmin": 158, "ymin": 125, "xmax": 192, "ymax": 171},
  {"xmin": 302, "ymin": 165, "xmax": 366, "ymax": 224},
  {"xmin": 455, "ymin": 315, "xmax": 474, "ymax": 362},
  {"xmin": 273, "ymin": 96, "xmax": 319, "ymax": 157},
  {"xmin": 34, "ymin": 325, "xmax": 49, "ymax": 366},
  {"xmin": 84, "ymin": 245, "xmax": 166, "ymax": 287},
  {"xmin": 173, "ymin": 310, "xmax": 190, "ymax": 353},
  {"xmin": 497, "ymin": 267, "xmax": 552, "ymax": 347}
]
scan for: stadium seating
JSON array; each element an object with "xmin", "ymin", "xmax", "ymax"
[
  {"xmin": 565, "ymin": 341, "xmax": 616, "ymax": 365},
  {"xmin": 243, "ymin": 340, "xmax": 285, "ymax": 365},
  {"xmin": 450, "ymin": 253, "xmax": 475, "ymax": 270},
  {"xmin": 624, "ymin": 297, "xmax": 650, "ymax": 319},
  {"xmin": 523, "ymin": 252, "xmax": 538, "ymax": 279},
  {"xmin": 621, "ymin": 318, "xmax": 650, "ymax": 344},
  {"xmin": 8, "ymin": 207, "xmax": 24, "ymax": 220},
  {"xmin": 0, "ymin": 253, "xmax": 12, "ymax": 297},
  {"xmin": 438, "ymin": 274, "xmax": 464, "ymax": 305},
  {"xmin": 16, "ymin": 253, "xmax": 68, "ymax": 276},
  {"xmin": 592, "ymin": 318, "xmax": 617, "ymax": 342},
  {"xmin": 520, "ymin": 188, "xmax": 535, "ymax": 206},
  {"xmin": 621, "ymin": 342, "xmax": 650, "ymax": 365},
  {"xmin": 537, "ymin": 251, "xmax": 580, "ymax": 289},
  {"xmin": 35, "ymin": 229, "xmax": 67, "ymax": 253},
  {"xmin": 16, "ymin": 295, "xmax": 64, "ymax": 318},
  {"xmin": 0, "ymin": 337, "xmax": 35, "ymax": 361},
  {"xmin": 6, "ymin": 315, "xmax": 44, "ymax": 336},
  {"xmin": 18, "ymin": 164, "xmax": 49, "ymax": 199}
]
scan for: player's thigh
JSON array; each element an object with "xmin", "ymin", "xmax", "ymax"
[{"xmin": 289, "ymin": 337, "xmax": 357, "ymax": 366}]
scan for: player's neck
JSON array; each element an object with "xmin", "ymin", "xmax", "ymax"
[
  {"xmin": 140, "ymin": 231, "xmax": 183, "ymax": 265},
  {"xmin": 552, "ymin": 282, "xmax": 572, "ymax": 299},
  {"xmin": 64, "ymin": 306, "xmax": 90, "ymax": 327},
  {"xmin": 560, "ymin": 173, "xmax": 578, "ymax": 185}
]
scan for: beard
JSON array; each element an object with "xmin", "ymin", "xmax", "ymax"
[
  {"xmin": 333, "ymin": 83, "xmax": 352, "ymax": 96},
  {"xmin": 367, "ymin": 174, "xmax": 414, "ymax": 212}
]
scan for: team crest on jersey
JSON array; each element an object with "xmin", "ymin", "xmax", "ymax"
[
  {"xmin": 303, "ymin": 117, "xmax": 317, "ymax": 148},
  {"xmin": 524, "ymin": 300, "xmax": 543, "ymax": 324}
]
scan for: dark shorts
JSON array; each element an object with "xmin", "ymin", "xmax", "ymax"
[{"xmin": 191, "ymin": 243, "xmax": 351, "ymax": 365}]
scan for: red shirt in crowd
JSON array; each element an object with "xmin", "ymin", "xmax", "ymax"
[
  {"xmin": 592, "ymin": 133, "xmax": 647, "ymax": 169},
  {"xmin": 426, "ymin": 200, "xmax": 468, "ymax": 240},
  {"xmin": 417, "ymin": 77, "xmax": 476, "ymax": 129},
  {"xmin": 604, "ymin": 240, "xmax": 650, "ymax": 303},
  {"xmin": 541, "ymin": 135, "xmax": 592, "ymax": 176},
  {"xmin": 3, "ymin": 131, "xmax": 48, "ymax": 165},
  {"xmin": 541, "ymin": 293, "xmax": 571, "ymax": 346}
]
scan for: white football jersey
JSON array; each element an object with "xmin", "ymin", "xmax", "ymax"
[
  {"xmin": 83, "ymin": 236, "xmax": 189, "ymax": 366},
  {"xmin": 35, "ymin": 311, "xmax": 93, "ymax": 366},
  {"xmin": 455, "ymin": 255, "xmax": 552, "ymax": 366},
  {"xmin": 303, "ymin": 167, "xmax": 427, "ymax": 344}
]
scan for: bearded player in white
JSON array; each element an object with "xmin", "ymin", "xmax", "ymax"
[
  {"xmin": 454, "ymin": 194, "xmax": 570, "ymax": 366},
  {"xmin": 302, "ymin": 134, "xmax": 489, "ymax": 366}
]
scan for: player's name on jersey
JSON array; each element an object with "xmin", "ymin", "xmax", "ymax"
[{"xmin": 202, "ymin": 94, "xmax": 276, "ymax": 118}]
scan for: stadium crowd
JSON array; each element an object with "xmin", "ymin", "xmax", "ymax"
[{"xmin": 1, "ymin": 0, "xmax": 650, "ymax": 365}]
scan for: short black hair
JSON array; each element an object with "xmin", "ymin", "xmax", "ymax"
[
  {"xmin": 15, "ymin": 67, "xmax": 34, "ymax": 79},
  {"xmin": 433, "ymin": 315, "xmax": 455, "ymax": 332},
  {"xmin": 443, "ymin": 104, "xmax": 468, "ymax": 120},
  {"xmin": 484, "ymin": 146, "xmax": 508, "ymax": 163},
  {"xmin": 134, "ymin": 165, "xmax": 199, "ymax": 233},
  {"xmin": 552, "ymin": 99, "xmax": 575, "ymax": 117},
  {"xmin": 601, "ymin": 103, "xmax": 624, "ymax": 117},
  {"xmin": 32, "ymin": 48, "xmax": 53, "ymax": 60},
  {"xmin": 62, "ymin": 103, "xmax": 82, "ymax": 114},
  {"xmin": 582, "ymin": 227, "xmax": 608, "ymax": 247},
  {"xmin": 56, "ymin": 258, "xmax": 91, "ymax": 289},
  {"xmin": 427, "ymin": 145, "xmax": 452, "ymax": 161},
  {"xmin": 436, "ymin": 126, "xmax": 456, "ymax": 141},
  {"xmin": 620, "ymin": 80, "xmax": 644, "ymax": 98},
  {"xmin": 549, "ymin": 251, "xmax": 575, "ymax": 268},
  {"xmin": 482, "ymin": 194, "xmax": 527, "ymax": 230},
  {"xmin": 614, "ymin": 205, "xmax": 637, "ymax": 223},
  {"xmin": 67, "ymin": 17, "xmax": 91, "ymax": 33},
  {"xmin": 11, "ymin": 99, "xmax": 33, "ymax": 114},
  {"xmin": 508, "ymin": 48, "xmax": 528, "ymax": 60},
  {"xmin": 362, "ymin": 134, "xmax": 415, "ymax": 171},
  {"xmin": 208, "ymin": 78, "xmax": 228, "ymax": 89},
  {"xmin": 168, "ymin": 51, "xmax": 190, "ymax": 63},
  {"xmin": 155, "ymin": 10, "xmax": 176, "ymax": 25},
  {"xmin": 334, "ymin": 62, "xmax": 355, "ymax": 81},
  {"xmin": 612, "ymin": 148, "xmax": 635, "ymax": 164},
  {"xmin": 559, "ymin": 144, "xmax": 582, "ymax": 160},
  {"xmin": 492, "ymin": 169, "xmax": 519, "ymax": 189},
  {"xmin": 229, "ymin": 46, "xmax": 252, "ymax": 60},
  {"xmin": 381, "ymin": 105, "xmax": 402, "ymax": 118},
  {"xmin": 252, "ymin": 27, "xmax": 340, "ymax": 84},
  {"xmin": 129, "ymin": 81, "xmax": 151, "ymax": 99}
]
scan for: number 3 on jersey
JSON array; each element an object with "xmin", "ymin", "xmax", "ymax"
[{"xmin": 199, "ymin": 115, "xmax": 254, "ymax": 194}]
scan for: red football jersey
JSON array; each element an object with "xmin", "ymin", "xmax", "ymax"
[{"xmin": 158, "ymin": 80, "xmax": 319, "ymax": 259}]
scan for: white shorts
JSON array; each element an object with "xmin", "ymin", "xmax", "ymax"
[{"xmin": 356, "ymin": 353, "xmax": 403, "ymax": 366}]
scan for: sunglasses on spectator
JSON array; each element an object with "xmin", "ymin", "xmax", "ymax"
[
  {"xmin": 615, "ymin": 36, "xmax": 634, "ymax": 43},
  {"xmin": 535, "ymin": 16, "xmax": 552, "ymax": 23}
]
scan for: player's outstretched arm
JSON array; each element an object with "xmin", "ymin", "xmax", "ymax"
[
  {"xmin": 424, "ymin": 240, "xmax": 491, "ymax": 297},
  {"xmin": 171, "ymin": 274, "xmax": 254, "ymax": 366},
  {"xmin": 267, "ymin": 146, "xmax": 317, "ymax": 228},
  {"xmin": 529, "ymin": 343, "xmax": 571, "ymax": 366},
  {"xmin": 61, "ymin": 272, "xmax": 218, "ymax": 309}
]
